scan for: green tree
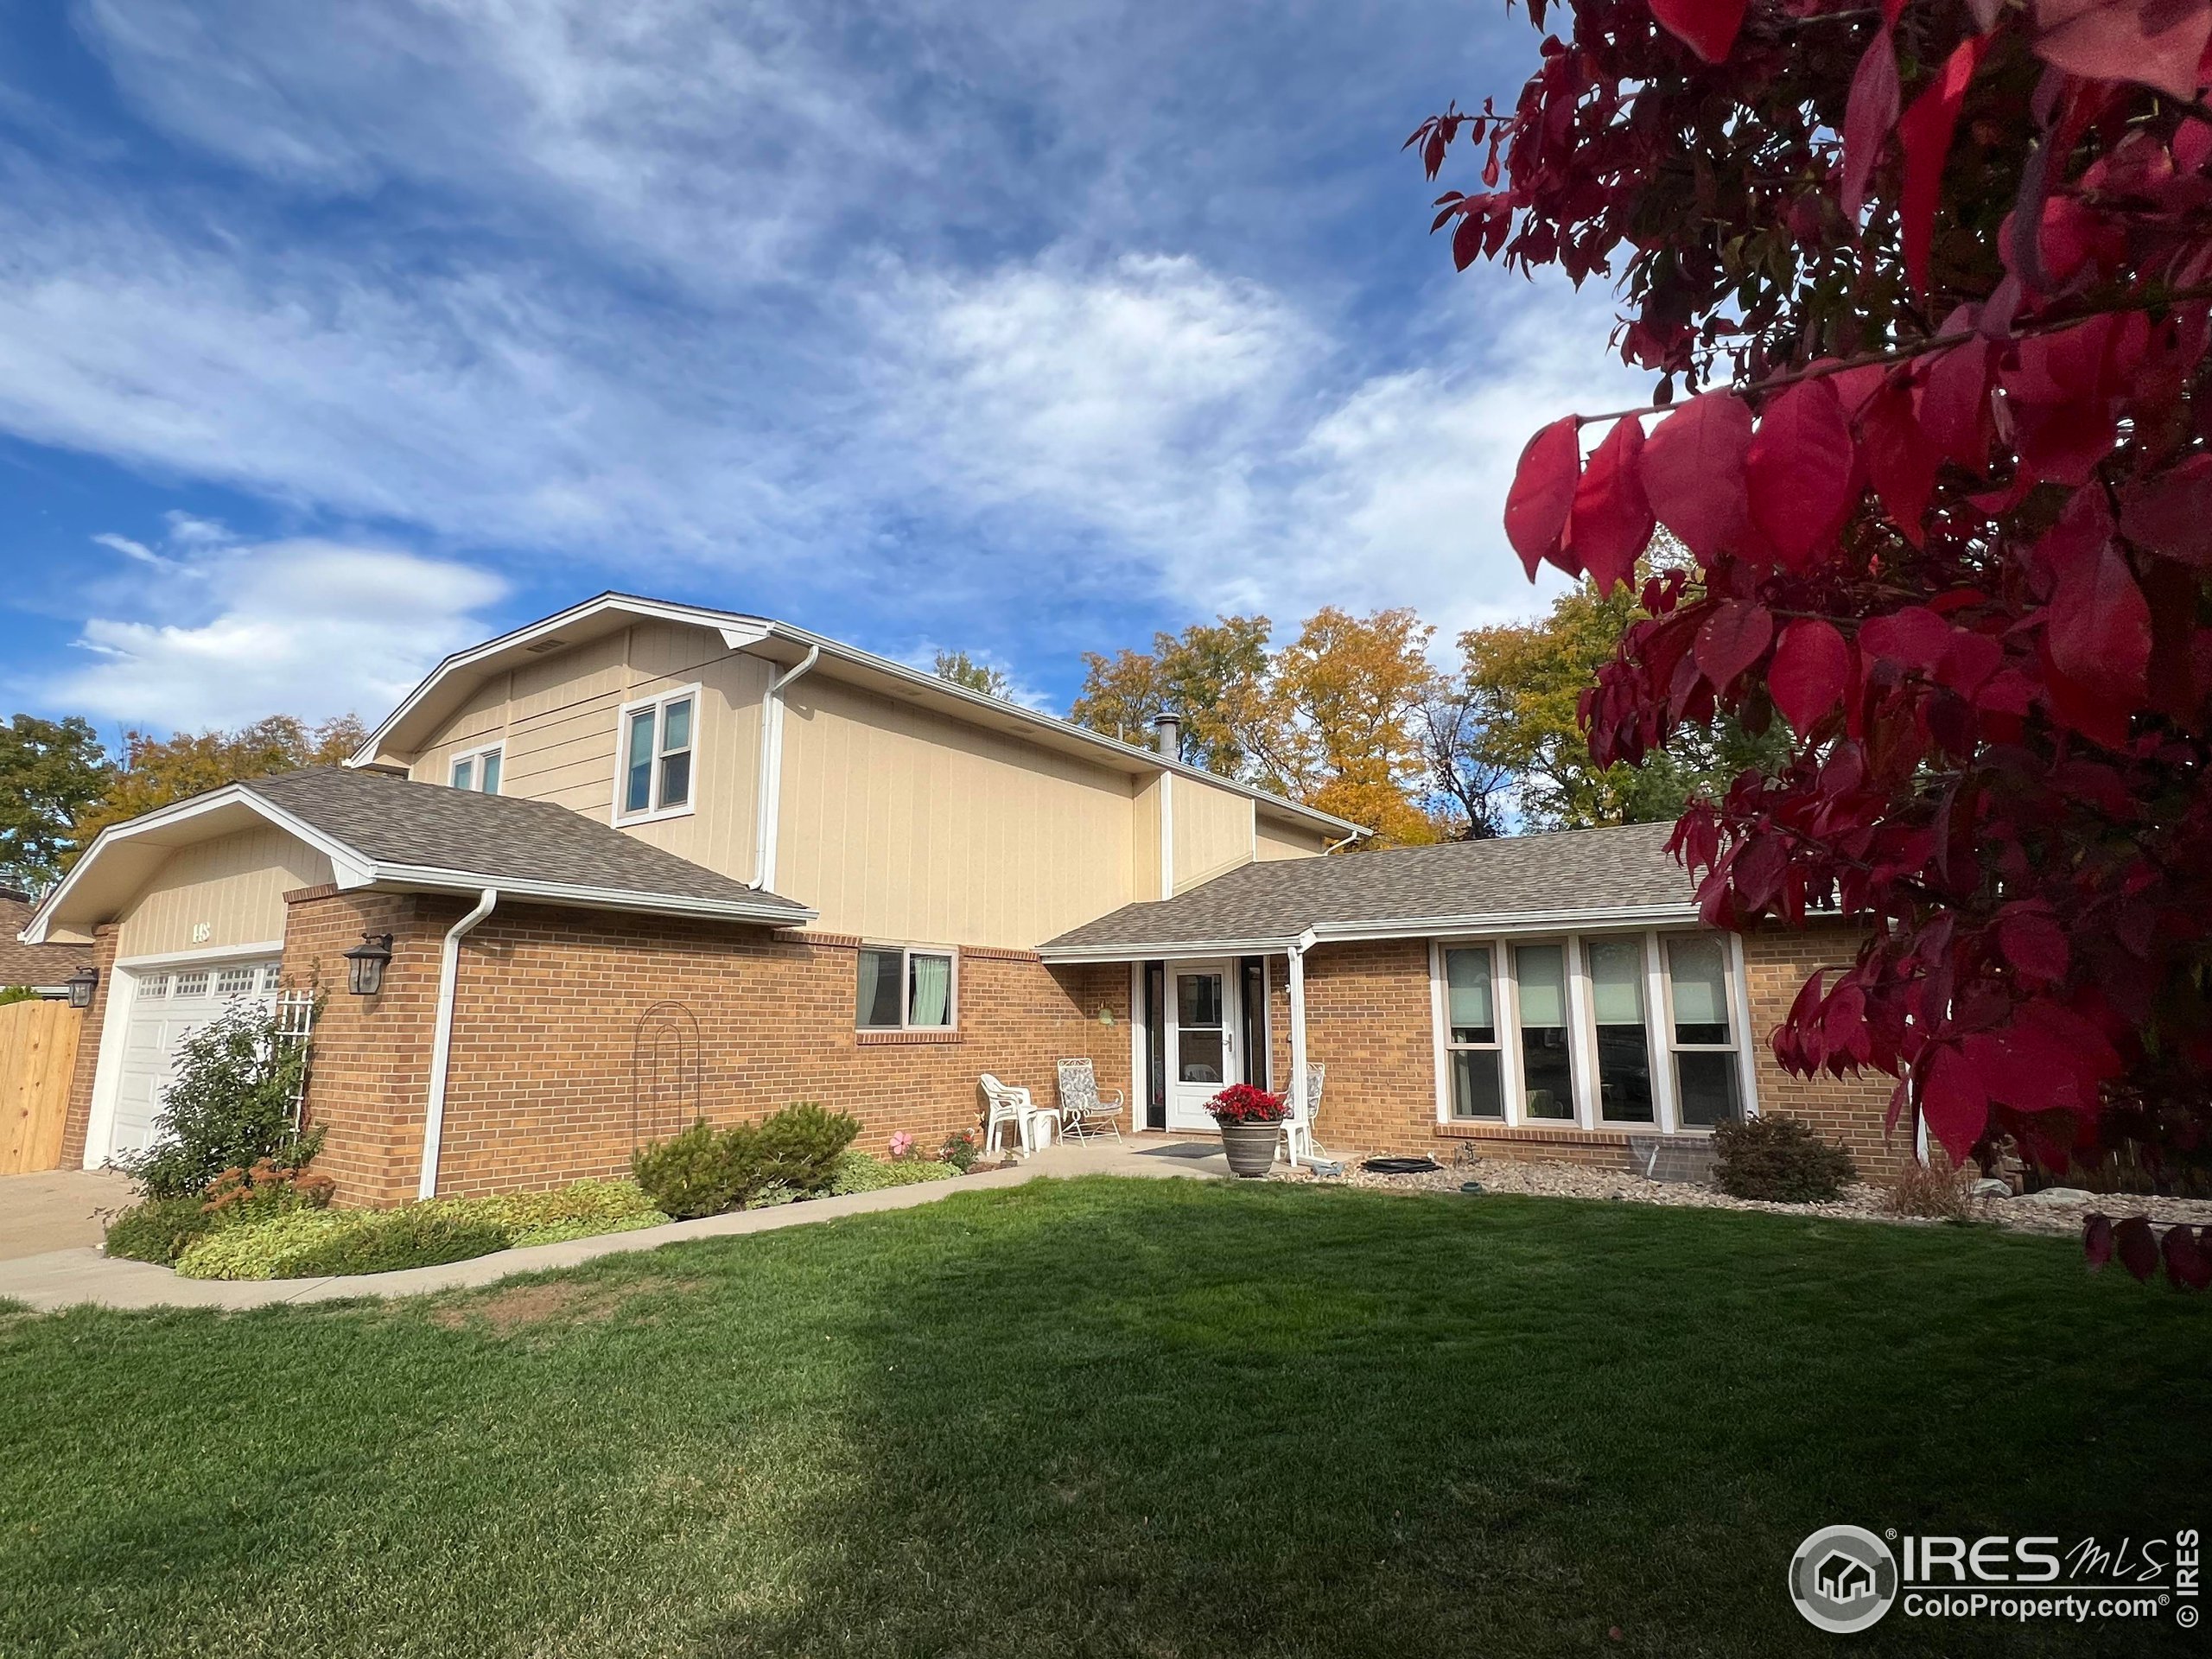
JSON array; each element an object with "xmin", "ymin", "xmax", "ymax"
[
  {"xmin": 0, "ymin": 715, "xmax": 114, "ymax": 893},
  {"xmin": 1459, "ymin": 553, "xmax": 1788, "ymax": 830},
  {"xmin": 71, "ymin": 714, "xmax": 365, "ymax": 857},
  {"xmin": 931, "ymin": 650, "xmax": 1011, "ymax": 699}
]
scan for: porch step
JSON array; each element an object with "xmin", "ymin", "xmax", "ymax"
[{"xmin": 1624, "ymin": 1135, "xmax": 1718, "ymax": 1185}]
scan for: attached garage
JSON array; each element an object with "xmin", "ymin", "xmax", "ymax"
[{"xmin": 107, "ymin": 957, "xmax": 284, "ymax": 1160}]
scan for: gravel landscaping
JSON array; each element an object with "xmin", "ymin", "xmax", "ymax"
[{"xmin": 1270, "ymin": 1148, "xmax": 2212, "ymax": 1237}]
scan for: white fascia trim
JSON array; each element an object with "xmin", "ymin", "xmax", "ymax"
[
  {"xmin": 349, "ymin": 594, "xmax": 772, "ymax": 767},
  {"xmin": 114, "ymin": 939, "xmax": 286, "ymax": 970},
  {"xmin": 1159, "ymin": 772, "xmax": 1175, "ymax": 900},
  {"xmin": 366, "ymin": 864, "xmax": 817, "ymax": 926},
  {"xmin": 1039, "ymin": 937, "xmax": 1301, "ymax": 964},
  {"xmin": 21, "ymin": 785, "xmax": 375, "ymax": 944}
]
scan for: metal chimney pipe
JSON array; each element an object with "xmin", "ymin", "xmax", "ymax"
[{"xmin": 1151, "ymin": 710, "xmax": 1183, "ymax": 760}]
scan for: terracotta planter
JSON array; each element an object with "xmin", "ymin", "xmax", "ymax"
[{"xmin": 1217, "ymin": 1119, "xmax": 1283, "ymax": 1179}]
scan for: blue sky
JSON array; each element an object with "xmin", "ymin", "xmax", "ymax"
[{"xmin": 0, "ymin": 0, "xmax": 1645, "ymax": 737}]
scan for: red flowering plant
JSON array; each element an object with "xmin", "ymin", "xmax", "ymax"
[
  {"xmin": 1209, "ymin": 1083, "xmax": 1288, "ymax": 1124},
  {"xmin": 1414, "ymin": 0, "xmax": 2212, "ymax": 1285}
]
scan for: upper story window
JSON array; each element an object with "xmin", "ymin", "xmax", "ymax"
[
  {"xmin": 616, "ymin": 687, "xmax": 697, "ymax": 823},
  {"xmin": 449, "ymin": 743, "xmax": 503, "ymax": 794},
  {"xmin": 857, "ymin": 945, "xmax": 957, "ymax": 1031}
]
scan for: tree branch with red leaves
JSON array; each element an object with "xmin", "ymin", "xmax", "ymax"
[{"xmin": 1418, "ymin": 0, "xmax": 2212, "ymax": 1285}]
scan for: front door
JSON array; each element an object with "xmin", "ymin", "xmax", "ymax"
[{"xmin": 1166, "ymin": 962, "xmax": 1240, "ymax": 1131}]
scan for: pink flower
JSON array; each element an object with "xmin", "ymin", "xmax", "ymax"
[{"xmin": 889, "ymin": 1131, "xmax": 915, "ymax": 1160}]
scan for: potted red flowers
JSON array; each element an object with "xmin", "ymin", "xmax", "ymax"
[{"xmin": 1208, "ymin": 1083, "xmax": 1286, "ymax": 1178}]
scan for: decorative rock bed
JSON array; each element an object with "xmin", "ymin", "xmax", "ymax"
[{"xmin": 1268, "ymin": 1153, "xmax": 2212, "ymax": 1239}]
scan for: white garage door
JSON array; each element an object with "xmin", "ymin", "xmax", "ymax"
[{"xmin": 111, "ymin": 959, "xmax": 283, "ymax": 1160}]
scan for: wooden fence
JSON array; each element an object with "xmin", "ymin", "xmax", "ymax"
[{"xmin": 0, "ymin": 999, "xmax": 82, "ymax": 1176}]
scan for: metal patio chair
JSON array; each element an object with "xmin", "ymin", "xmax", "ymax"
[{"xmin": 1055, "ymin": 1058, "xmax": 1125, "ymax": 1143}]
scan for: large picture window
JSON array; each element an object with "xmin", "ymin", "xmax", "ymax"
[
  {"xmin": 617, "ymin": 688, "xmax": 696, "ymax": 820},
  {"xmin": 1513, "ymin": 941, "xmax": 1575, "ymax": 1121},
  {"xmin": 858, "ymin": 945, "xmax": 957, "ymax": 1031},
  {"xmin": 1586, "ymin": 937, "xmax": 1654, "ymax": 1124},
  {"xmin": 1666, "ymin": 936, "xmax": 1742, "ymax": 1126},
  {"xmin": 1442, "ymin": 945, "xmax": 1503, "ymax": 1120}
]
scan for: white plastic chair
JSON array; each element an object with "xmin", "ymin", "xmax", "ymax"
[
  {"xmin": 1281, "ymin": 1063, "xmax": 1327, "ymax": 1166},
  {"xmin": 980, "ymin": 1073, "xmax": 1049, "ymax": 1153}
]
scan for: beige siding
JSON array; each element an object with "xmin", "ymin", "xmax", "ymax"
[
  {"xmin": 1173, "ymin": 773, "xmax": 1256, "ymax": 895},
  {"xmin": 405, "ymin": 623, "xmax": 769, "ymax": 883},
  {"xmin": 777, "ymin": 677, "xmax": 1136, "ymax": 946},
  {"xmin": 116, "ymin": 828, "xmax": 334, "ymax": 960},
  {"xmin": 1132, "ymin": 776, "xmax": 1165, "ymax": 901},
  {"xmin": 1257, "ymin": 817, "xmax": 1327, "ymax": 861}
]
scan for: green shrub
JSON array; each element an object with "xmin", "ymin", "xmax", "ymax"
[
  {"xmin": 0, "ymin": 985, "xmax": 40, "ymax": 1007},
  {"xmin": 756, "ymin": 1103, "xmax": 861, "ymax": 1194},
  {"xmin": 119, "ymin": 1001, "xmax": 323, "ymax": 1200},
  {"xmin": 201, "ymin": 1159, "xmax": 335, "ymax": 1227},
  {"xmin": 827, "ymin": 1150, "xmax": 961, "ymax": 1195},
  {"xmin": 177, "ymin": 1209, "xmax": 510, "ymax": 1280},
  {"xmin": 103, "ymin": 1197, "xmax": 224, "ymax": 1265},
  {"xmin": 1713, "ymin": 1116, "xmax": 1859, "ymax": 1203},
  {"xmin": 633, "ymin": 1107, "xmax": 861, "ymax": 1218},
  {"xmin": 938, "ymin": 1129, "xmax": 980, "ymax": 1172},
  {"xmin": 435, "ymin": 1179, "xmax": 667, "ymax": 1247}
]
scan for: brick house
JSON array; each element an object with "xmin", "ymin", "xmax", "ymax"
[{"xmin": 20, "ymin": 593, "xmax": 1899, "ymax": 1205}]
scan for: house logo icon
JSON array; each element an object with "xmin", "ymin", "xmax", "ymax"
[{"xmin": 1789, "ymin": 1525, "xmax": 1898, "ymax": 1633}]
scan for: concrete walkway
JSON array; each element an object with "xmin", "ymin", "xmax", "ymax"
[
  {"xmin": 0, "ymin": 1139, "xmax": 1231, "ymax": 1314},
  {"xmin": 0, "ymin": 1168, "xmax": 136, "ymax": 1261}
]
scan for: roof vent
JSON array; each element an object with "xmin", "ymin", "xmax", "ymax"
[
  {"xmin": 1151, "ymin": 710, "xmax": 1183, "ymax": 760},
  {"xmin": 524, "ymin": 636, "xmax": 567, "ymax": 654}
]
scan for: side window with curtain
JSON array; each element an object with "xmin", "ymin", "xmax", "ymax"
[
  {"xmin": 1586, "ymin": 937, "xmax": 1654, "ymax": 1123},
  {"xmin": 1666, "ymin": 936, "xmax": 1742, "ymax": 1126},
  {"xmin": 1442, "ymin": 945, "xmax": 1503, "ymax": 1119},
  {"xmin": 856, "ymin": 945, "xmax": 957, "ymax": 1031},
  {"xmin": 1513, "ymin": 942, "xmax": 1575, "ymax": 1121}
]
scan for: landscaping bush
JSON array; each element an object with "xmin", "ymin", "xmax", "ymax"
[
  {"xmin": 1884, "ymin": 1160, "xmax": 1974, "ymax": 1223},
  {"xmin": 178, "ymin": 1208, "xmax": 512, "ymax": 1281},
  {"xmin": 441, "ymin": 1179, "xmax": 668, "ymax": 1247},
  {"xmin": 632, "ymin": 1106, "xmax": 860, "ymax": 1218},
  {"xmin": 828, "ymin": 1150, "xmax": 961, "ymax": 1195},
  {"xmin": 201, "ymin": 1159, "xmax": 335, "ymax": 1226},
  {"xmin": 0, "ymin": 985, "xmax": 39, "ymax": 1007},
  {"xmin": 1712, "ymin": 1116, "xmax": 1859, "ymax": 1204},
  {"xmin": 119, "ymin": 1001, "xmax": 322, "ymax": 1200},
  {"xmin": 102, "ymin": 1196, "xmax": 224, "ymax": 1265},
  {"xmin": 938, "ymin": 1130, "xmax": 979, "ymax": 1172}
]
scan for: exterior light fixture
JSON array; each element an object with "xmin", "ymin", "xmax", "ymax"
[
  {"xmin": 65, "ymin": 967, "xmax": 99, "ymax": 1010},
  {"xmin": 344, "ymin": 932, "xmax": 394, "ymax": 997}
]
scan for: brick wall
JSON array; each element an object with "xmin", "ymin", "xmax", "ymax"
[
  {"xmin": 55, "ymin": 925, "xmax": 118, "ymax": 1170},
  {"xmin": 285, "ymin": 893, "xmax": 1132, "ymax": 1205},
  {"xmin": 1738, "ymin": 923, "xmax": 1911, "ymax": 1174}
]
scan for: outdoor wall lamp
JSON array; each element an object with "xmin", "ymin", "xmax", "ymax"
[
  {"xmin": 65, "ymin": 967, "xmax": 99, "ymax": 1010},
  {"xmin": 344, "ymin": 933, "xmax": 394, "ymax": 997}
]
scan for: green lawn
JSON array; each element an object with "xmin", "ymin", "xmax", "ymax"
[{"xmin": 1, "ymin": 1179, "xmax": 2205, "ymax": 1658}]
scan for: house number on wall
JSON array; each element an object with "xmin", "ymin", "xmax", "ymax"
[{"xmin": 192, "ymin": 922, "xmax": 212, "ymax": 944}]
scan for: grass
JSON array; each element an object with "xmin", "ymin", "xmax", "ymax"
[{"xmin": 1, "ymin": 1178, "xmax": 2205, "ymax": 1658}]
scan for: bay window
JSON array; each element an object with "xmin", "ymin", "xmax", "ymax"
[
  {"xmin": 617, "ymin": 688, "xmax": 696, "ymax": 820},
  {"xmin": 1586, "ymin": 937, "xmax": 1654, "ymax": 1123},
  {"xmin": 1442, "ymin": 945, "xmax": 1503, "ymax": 1119},
  {"xmin": 1512, "ymin": 941, "xmax": 1575, "ymax": 1120},
  {"xmin": 858, "ymin": 945, "xmax": 957, "ymax": 1031},
  {"xmin": 1665, "ymin": 935, "xmax": 1743, "ymax": 1126}
]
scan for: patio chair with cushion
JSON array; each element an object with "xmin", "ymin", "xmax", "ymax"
[
  {"xmin": 979, "ymin": 1073, "xmax": 1051, "ymax": 1153},
  {"xmin": 1055, "ymin": 1058, "xmax": 1125, "ymax": 1143},
  {"xmin": 1281, "ymin": 1063, "xmax": 1327, "ymax": 1166}
]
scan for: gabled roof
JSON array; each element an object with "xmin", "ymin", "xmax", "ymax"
[
  {"xmin": 0, "ymin": 891, "xmax": 81, "ymax": 988},
  {"xmin": 348, "ymin": 592, "xmax": 1361, "ymax": 837},
  {"xmin": 1038, "ymin": 822, "xmax": 1697, "ymax": 959},
  {"xmin": 22, "ymin": 767, "xmax": 815, "ymax": 946}
]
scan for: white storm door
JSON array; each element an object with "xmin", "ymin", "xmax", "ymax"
[{"xmin": 1166, "ymin": 963, "xmax": 1240, "ymax": 1131}]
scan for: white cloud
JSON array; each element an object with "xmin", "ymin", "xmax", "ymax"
[
  {"xmin": 91, "ymin": 531, "xmax": 166, "ymax": 566},
  {"xmin": 48, "ymin": 537, "xmax": 506, "ymax": 729}
]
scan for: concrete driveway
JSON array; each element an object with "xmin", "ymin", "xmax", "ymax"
[{"xmin": 0, "ymin": 1168, "xmax": 135, "ymax": 1261}]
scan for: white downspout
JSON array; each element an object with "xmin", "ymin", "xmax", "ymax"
[
  {"xmin": 417, "ymin": 887, "xmax": 498, "ymax": 1202},
  {"xmin": 753, "ymin": 645, "xmax": 820, "ymax": 892},
  {"xmin": 1287, "ymin": 926, "xmax": 1316, "ymax": 1165}
]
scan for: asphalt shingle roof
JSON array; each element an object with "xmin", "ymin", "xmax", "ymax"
[
  {"xmin": 243, "ymin": 768, "xmax": 810, "ymax": 918},
  {"xmin": 0, "ymin": 890, "xmax": 81, "ymax": 987},
  {"xmin": 1042, "ymin": 821, "xmax": 1694, "ymax": 954}
]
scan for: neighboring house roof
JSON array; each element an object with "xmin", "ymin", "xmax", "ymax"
[
  {"xmin": 346, "ymin": 591, "xmax": 1363, "ymax": 838},
  {"xmin": 1038, "ymin": 822, "xmax": 1697, "ymax": 958},
  {"xmin": 0, "ymin": 890, "xmax": 81, "ymax": 989},
  {"xmin": 22, "ymin": 767, "xmax": 817, "ymax": 946}
]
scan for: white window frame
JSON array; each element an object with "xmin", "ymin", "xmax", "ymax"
[
  {"xmin": 855, "ymin": 944, "xmax": 960, "ymax": 1033},
  {"xmin": 448, "ymin": 741, "xmax": 504, "ymax": 794},
  {"xmin": 1430, "ymin": 927, "xmax": 1759, "ymax": 1136},
  {"xmin": 613, "ymin": 683, "xmax": 701, "ymax": 826},
  {"xmin": 1584, "ymin": 933, "xmax": 1662, "ymax": 1130}
]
